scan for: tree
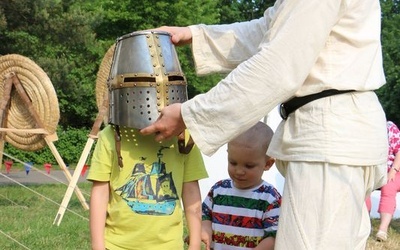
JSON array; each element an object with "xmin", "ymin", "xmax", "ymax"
[
  {"xmin": 2, "ymin": 0, "xmax": 397, "ymax": 129},
  {"xmin": 377, "ymin": 0, "xmax": 400, "ymax": 125},
  {"xmin": 0, "ymin": 0, "xmax": 104, "ymax": 128},
  {"xmin": 218, "ymin": 0, "xmax": 275, "ymax": 23},
  {"xmin": 80, "ymin": 0, "xmax": 222, "ymax": 98}
]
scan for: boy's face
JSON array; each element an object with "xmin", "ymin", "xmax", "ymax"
[{"xmin": 227, "ymin": 142, "xmax": 270, "ymax": 189}]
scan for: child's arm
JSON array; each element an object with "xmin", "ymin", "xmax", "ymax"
[
  {"xmin": 182, "ymin": 181, "xmax": 202, "ymax": 250},
  {"xmin": 255, "ymin": 186, "xmax": 281, "ymax": 250},
  {"xmin": 254, "ymin": 237, "xmax": 275, "ymax": 250},
  {"xmin": 89, "ymin": 181, "xmax": 109, "ymax": 250},
  {"xmin": 201, "ymin": 220, "xmax": 212, "ymax": 250}
]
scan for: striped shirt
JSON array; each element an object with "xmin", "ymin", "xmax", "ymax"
[{"xmin": 202, "ymin": 179, "xmax": 281, "ymax": 249}]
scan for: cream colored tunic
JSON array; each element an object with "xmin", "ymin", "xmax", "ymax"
[
  {"xmin": 181, "ymin": 0, "xmax": 388, "ymax": 249},
  {"xmin": 182, "ymin": 0, "xmax": 387, "ymax": 164}
]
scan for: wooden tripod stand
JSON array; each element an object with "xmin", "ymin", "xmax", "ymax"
[
  {"xmin": 0, "ymin": 72, "xmax": 89, "ymax": 210},
  {"xmin": 53, "ymin": 90, "xmax": 108, "ymax": 226}
]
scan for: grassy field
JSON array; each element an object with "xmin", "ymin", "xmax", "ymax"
[
  {"xmin": 368, "ymin": 219, "xmax": 400, "ymax": 249},
  {"xmin": 0, "ymin": 182, "xmax": 399, "ymax": 249},
  {"xmin": 0, "ymin": 182, "xmax": 91, "ymax": 250}
]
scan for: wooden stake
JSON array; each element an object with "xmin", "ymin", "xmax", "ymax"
[
  {"xmin": 54, "ymin": 90, "xmax": 109, "ymax": 225},
  {"xmin": 0, "ymin": 76, "xmax": 13, "ymax": 168},
  {"xmin": 0, "ymin": 73, "xmax": 88, "ymax": 209},
  {"xmin": 45, "ymin": 137, "xmax": 89, "ymax": 210},
  {"xmin": 53, "ymin": 137, "xmax": 94, "ymax": 226}
]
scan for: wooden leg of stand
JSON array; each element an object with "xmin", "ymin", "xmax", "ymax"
[
  {"xmin": 54, "ymin": 93, "xmax": 107, "ymax": 225},
  {"xmin": 0, "ymin": 140, "xmax": 4, "ymax": 170},
  {"xmin": 0, "ymin": 77, "xmax": 13, "ymax": 170},
  {"xmin": 53, "ymin": 137, "xmax": 94, "ymax": 226},
  {"xmin": 44, "ymin": 137, "xmax": 89, "ymax": 210}
]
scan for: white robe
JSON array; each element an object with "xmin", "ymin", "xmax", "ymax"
[{"xmin": 181, "ymin": 0, "xmax": 388, "ymax": 248}]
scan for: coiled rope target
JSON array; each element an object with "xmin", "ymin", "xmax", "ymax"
[
  {"xmin": 0, "ymin": 54, "xmax": 60, "ymax": 151},
  {"xmin": 95, "ymin": 44, "xmax": 115, "ymax": 124}
]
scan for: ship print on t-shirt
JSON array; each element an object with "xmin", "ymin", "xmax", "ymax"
[{"xmin": 115, "ymin": 146, "xmax": 178, "ymax": 215}]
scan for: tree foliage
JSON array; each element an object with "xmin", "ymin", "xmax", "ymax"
[
  {"xmin": 376, "ymin": 0, "xmax": 400, "ymax": 125},
  {"xmin": 0, "ymin": 0, "xmax": 399, "ymax": 162},
  {"xmin": 0, "ymin": 0, "xmax": 278, "ymax": 130},
  {"xmin": 218, "ymin": 0, "xmax": 275, "ymax": 23},
  {"xmin": 0, "ymin": 0, "xmax": 104, "ymax": 128},
  {"xmin": 4, "ymin": 127, "xmax": 90, "ymax": 165}
]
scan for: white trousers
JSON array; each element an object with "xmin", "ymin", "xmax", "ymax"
[{"xmin": 275, "ymin": 161, "xmax": 386, "ymax": 250}]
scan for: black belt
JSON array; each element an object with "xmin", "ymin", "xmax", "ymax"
[{"xmin": 279, "ymin": 89, "xmax": 355, "ymax": 120}]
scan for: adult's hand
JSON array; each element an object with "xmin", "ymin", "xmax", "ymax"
[
  {"xmin": 153, "ymin": 26, "xmax": 193, "ymax": 46},
  {"xmin": 388, "ymin": 168, "xmax": 397, "ymax": 182},
  {"xmin": 140, "ymin": 103, "xmax": 186, "ymax": 141}
]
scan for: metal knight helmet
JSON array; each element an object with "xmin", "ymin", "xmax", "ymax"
[{"xmin": 107, "ymin": 30, "xmax": 188, "ymax": 129}]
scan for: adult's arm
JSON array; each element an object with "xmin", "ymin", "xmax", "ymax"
[
  {"xmin": 182, "ymin": 0, "xmax": 346, "ymax": 155},
  {"xmin": 143, "ymin": 0, "xmax": 347, "ymax": 155}
]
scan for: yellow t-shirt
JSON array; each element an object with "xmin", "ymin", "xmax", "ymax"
[{"xmin": 87, "ymin": 125, "xmax": 208, "ymax": 250}]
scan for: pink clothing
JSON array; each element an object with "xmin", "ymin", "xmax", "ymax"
[
  {"xmin": 369, "ymin": 121, "xmax": 400, "ymax": 214},
  {"xmin": 366, "ymin": 170, "xmax": 400, "ymax": 213},
  {"xmin": 379, "ymin": 171, "xmax": 400, "ymax": 214},
  {"xmin": 387, "ymin": 121, "xmax": 400, "ymax": 169},
  {"xmin": 365, "ymin": 196, "xmax": 372, "ymax": 212}
]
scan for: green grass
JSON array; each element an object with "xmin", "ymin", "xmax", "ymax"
[
  {"xmin": 368, "ymin": 219, "xmax": 400, "ymax": 249},
  {"xmin": 0, "ymin": 183, "xmax": 91, "ymax": 250},
  {"xmin": 1, "ymin": 182, "xmax": 399, "ymax": 249}
]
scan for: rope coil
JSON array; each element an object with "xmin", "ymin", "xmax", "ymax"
[
  {"xmin": 95, "ymin": 44, "xmax": 115, "ymax": 124},
  {"xmin": 0, "ymin": 54, "xmax": 60, "ymax": 151}
]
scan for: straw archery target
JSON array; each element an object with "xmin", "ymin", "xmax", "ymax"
[
  {"xmin": 95, "ymin": 44, "xmax": 115, "ymax": 124},
  {"xmin": 0, "ymin": 54, "xmax": 60, "ymax": 151}
]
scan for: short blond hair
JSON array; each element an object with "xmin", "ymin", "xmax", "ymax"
[{"xmin": 229, "ymin": 121, "xmax": 274, "ymax": 155}]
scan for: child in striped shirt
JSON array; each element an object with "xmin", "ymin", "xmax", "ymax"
[{"xmin": 201, "ymin": 121, "xmax": 281, "ymax": 250}]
